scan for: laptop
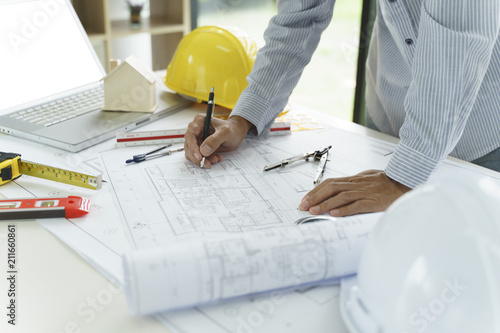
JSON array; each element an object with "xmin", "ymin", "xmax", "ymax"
[{"xmin": 0, "ymin": 0, "xmax": 190, "ymax": 152}]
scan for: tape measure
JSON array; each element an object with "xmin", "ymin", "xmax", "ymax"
[
  {"xmin": 115, "ymin": 121, "xmax": 292, "ymax": 147},
  {"xmin": 0, "ymin": 152, "xmax": 102, "ymax": 190},
  {"xmin": 0, "ymin": 196, "xmax": 90, "ymax": 220}
]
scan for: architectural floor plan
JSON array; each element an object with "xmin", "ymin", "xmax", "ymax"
[{"xmin": 100, "ymin": 139, "xmax": 345, "ymax": 248}]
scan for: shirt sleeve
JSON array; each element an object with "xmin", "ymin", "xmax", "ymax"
[
  {"xmin": 230, "ymin": 0, "xmax": 336, "ymax": 134},
  {"xmin": 385, "ymin": 1, "xmax": 500, "ymax": 188}
]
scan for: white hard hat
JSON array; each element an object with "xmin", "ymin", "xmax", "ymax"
[{"xmin": 340, "ymin": 173, "xmax": 500, "ymax": 333}]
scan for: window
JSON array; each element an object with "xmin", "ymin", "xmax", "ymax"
[{"xmin": 195, "ymin": 0, "xmax": 363, "ymax": 121}]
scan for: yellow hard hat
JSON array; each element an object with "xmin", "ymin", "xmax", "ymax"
[{"xmin": 164, "ymin": 26, "xmax": 258, "ymax": 110}]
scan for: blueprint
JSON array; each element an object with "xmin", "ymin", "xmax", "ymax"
[
  {"xmin": 3, "ymin": 109, "xmax": 500, "ymax": 333},
  {"xmin": 97, "ymin": 136, "xmax": 382, "ymax": 314},
  {"xmin": 124, "ymin": 213, "xmax": 380, "ymax": 314},
  {"xmin": 101, "ymin": 139, "xmax": 334, "ymax": 248},
  {"xmin": 99, "ymin": 121, "xmax": 398, "ymax": 249}
]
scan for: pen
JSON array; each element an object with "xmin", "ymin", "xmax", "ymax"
[{"xmin": 200, "ymin": 87, "xmax": 215, "ymax": 168}]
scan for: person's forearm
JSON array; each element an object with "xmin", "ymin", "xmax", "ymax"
[
  {"xmin": 231, "ymin": 0, "xmax": 336, "ymax": 135},
  {"xmin": 389, "ymin": 2, "xmax": 500, "ymax": 188},
  {"xmin": 228, "ymin": 115, "xmax": 254, "ymax": 134}
]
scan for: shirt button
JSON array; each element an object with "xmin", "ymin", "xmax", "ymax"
[{"xmin": 405, "ymin": 38, "xmax": 414, "ymax": 45}]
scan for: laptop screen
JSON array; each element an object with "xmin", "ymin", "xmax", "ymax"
[{"xmin": 0, "ymin": 0, "xmax": 105, "ymax": 113}]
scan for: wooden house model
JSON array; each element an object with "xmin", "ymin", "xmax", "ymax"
[{"xmin": 102, "ymin": 55, "xmax": 158, "ymax": 112}]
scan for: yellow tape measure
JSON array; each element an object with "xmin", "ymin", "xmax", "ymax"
[{"xmin": 0, "ymin": 152, "xmax": 102, "ymax": 190}]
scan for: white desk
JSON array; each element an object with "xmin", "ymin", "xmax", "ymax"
[
  {"xmin": 1, "ymin": 103, "xmax": 498, "ymax": 333},
  {"xmin": 0, "ymin": 107, "xmax": 211, "ymax": 333}
]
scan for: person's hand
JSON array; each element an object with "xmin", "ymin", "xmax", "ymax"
[
  {"xmin": 298, "ymin": 170, "xmax": 411, "ymax": 217},
  {"xmin": 184, "ymin": 115, "xmax": 253, "ymax": 168}
]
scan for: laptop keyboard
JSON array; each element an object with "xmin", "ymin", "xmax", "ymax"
[{"xmin": 9, "ymin": 88, "xmax": 104, "ymax": 127}]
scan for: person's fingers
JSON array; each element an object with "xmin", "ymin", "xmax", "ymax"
[
  {"xmin": 307, "ymin": 190, "xmax": 369, "ymax": 215},
  {"xmin": 201, "ymin": 155, "xmax": 223, "ymax": 169},
  {"xmin": 184, "ymin": 114, "xmax": 206, "ymax": 164},
  {"xmin": 200, "ymin": 121, "xmax": 242, "ymax": 154},
  {"xmin": 301, "ymin": 175, "xmax": 359, "ymax": 202},
  {"xmin": 208, "ymin": 154, "xmax": 221, "ymax": 164},
  {"xmin": 199, "ymin": 116, "xmax": 241, "ymax": 156},
  {"xmin": 185, "ymin": 114, "xmax": 252, "ymax": 167},
  {"xmin": 299, "ymin": 170, "xmax": 412, "ymax": 216},
  {"xmin": 299, "ymin": 179, "xmax": 362, "ymax": 210},
  {"xmin": 329, "ymin": 199, "xmax": 381, "ymax": 217}
]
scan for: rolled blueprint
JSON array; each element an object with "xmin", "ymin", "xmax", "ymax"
[{"xmin": 123, "ymin": 213, "xmax": 381, "ymax": 315}]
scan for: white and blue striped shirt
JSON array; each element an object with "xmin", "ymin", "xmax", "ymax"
[{"xmin": 230, "ymin": 0, "xmax": 500, "ymax": 188}]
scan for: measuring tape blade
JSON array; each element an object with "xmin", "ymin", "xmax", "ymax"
[
  {"xmin": 19, "ymin": 160, "xmax": 102, "ymax": 190},
  {"xmin": 0, "ymin": 196, "xmax": 91, "ymax": 220},
  {"xmin": 116, "ymin": 121, "xmax": 292, "ymax": 147}
]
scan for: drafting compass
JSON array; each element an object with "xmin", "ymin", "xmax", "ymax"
[
  {"xmin": 263, "ymin": 146, "xmax": 332, "ymax": 184},
  {"xmin": 125, "ymin": 144, "xmax": 185, "ymax": 164}
]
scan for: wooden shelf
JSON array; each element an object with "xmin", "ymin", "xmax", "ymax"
[
  {"xmin": 88, "ymin": 33, "xmax": 107, "ymax": 42},
  {"xmin": 72, "ymin": 0, "xmax": 106, "ymax": 35},
  {"xmin": 110, "ymin": 18, "xmax": 185, "ymax": 37},
  {"xmin": 72, "ymin": 0, "xmax": 191, "ymax": 71}
]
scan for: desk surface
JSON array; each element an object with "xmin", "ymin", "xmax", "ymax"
[
  {"xmin": 0, "ymin": 107, "xmax": 212, "ymax": 333},
  {"xmin": 0, "ymin": 103, "xmax": 497, "ymax": 333}
]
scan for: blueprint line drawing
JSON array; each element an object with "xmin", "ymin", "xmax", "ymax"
[
  {"xmin": 123, "ymin": 213, "xmax": 380, "ymax": 314},
  {"xmin": 97, "ymin": 135, "xmax": 386, "ymax": 316},
  {"xmin": 100, "ymin": 140, "xmax": 339, "ymax": 249}
]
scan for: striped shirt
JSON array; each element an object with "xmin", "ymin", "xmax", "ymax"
[{"xmin": 230, "ymin": 0, "xmax": 500, "ymax": 188}]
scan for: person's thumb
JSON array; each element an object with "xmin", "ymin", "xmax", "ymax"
[
  {"xmin": 200, "ymin": 142, "xmax": 214, "ymax": 157},
  {"xmin": 200, "ymin": 127, "xmax": 229, "ymax": 156}
]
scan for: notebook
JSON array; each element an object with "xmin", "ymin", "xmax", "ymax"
[{"xmin": 0, "ymin": 0, "xmax": 190, "ymax": 152}]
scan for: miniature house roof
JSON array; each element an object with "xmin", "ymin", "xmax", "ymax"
[{"xmin": 102, "ymin": 55, "xmax": 157, "ymax": 84}]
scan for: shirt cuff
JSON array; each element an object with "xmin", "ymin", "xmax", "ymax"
[
  {"xmin": 385, "ymin": 143, "xmax": 442, "ymax": 189},
  {"xmin": 230, "ymin": 91, "xmax": 279, "ymax": 135}
]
